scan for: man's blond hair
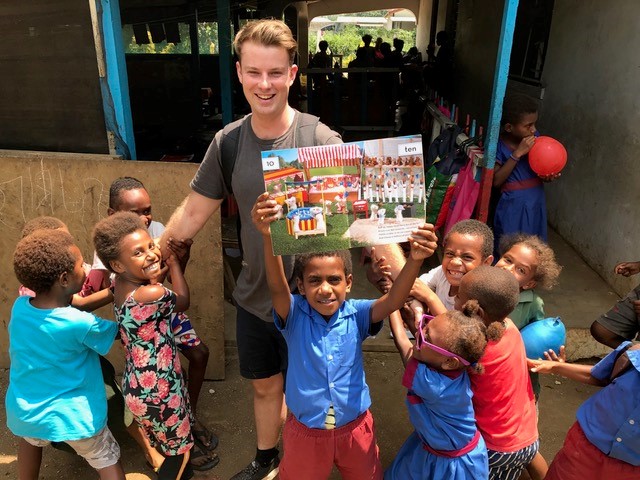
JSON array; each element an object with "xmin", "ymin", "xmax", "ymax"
[{"xmin": 234, "ymin": 19, "xmax": 297, "ymax": 65}]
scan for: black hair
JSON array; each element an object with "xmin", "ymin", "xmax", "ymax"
[
  {"xmin": 93, "ymin": 211, "xmax": 147, "ymax": 273},
  {"xmin": 443, "ymin": 300, "xmax": 488, "ymax": 373},
  {"xmin": 461, "ymin": 266, "xmax": 520, "ymax": 340},
  {"xmin": 21, "ymin": 216, "xmax": 67, "ymax": 238},
  {"xmin": 14, "ymin": 229, "xmax": 77, "ymax": 294},
  {"xmin": 499, "ymin": 233, "xmax": 562, "ymax": 290},
  {"xmin": 109, "ymin": 176, "xmax": 146, "ymax": 209},
  {"xmin": 444, "ymin": 219, "xmax": 494, "ymax": 260},
  {"xmin": 294, "ymin": 250, "xmax": 353, "ymax": 280},
  {"xmin": 501, "ymin": 93, "xmax": 539, "ymax": 127}
]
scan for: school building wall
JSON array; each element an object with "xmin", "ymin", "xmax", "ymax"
[
  {"xmin": 0, "ymin": 1, "xmax": 109, "ymax": 154},
  {"xmin": 539, "ymin": 0, "xmax": 640, "ymax": 297},
  {"xmin": 0, "ymin": 151, "xmax": 225, "ymax": 379}
]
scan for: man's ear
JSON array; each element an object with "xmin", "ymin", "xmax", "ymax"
[
  {"xmin": 236, "ymin": 61, "xmax": 243, "ymax": 83},
  {"xmin": 441, "ymin": 357, "xmax": 461, "ymax": 371},
  {"xmin": 110, "ymin": 260, "xmax": 125, "ymax": 274},
  {"xmin": 483, "ymin": 255, "xmax": 494, "ymax": 266}
]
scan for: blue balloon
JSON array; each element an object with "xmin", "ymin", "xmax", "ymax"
[{"xmin": 520, "ymin": 317, "xmax": 566, "ymax": 359}]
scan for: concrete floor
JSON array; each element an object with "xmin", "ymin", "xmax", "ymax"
[{"xmin": 0, "ymin": 227, "xmax": 617, "ymax": 479}]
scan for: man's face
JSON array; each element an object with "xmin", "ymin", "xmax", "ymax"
[{"xmin": 236, "ymin": 41, "xmax": 297, "ymax": 120}]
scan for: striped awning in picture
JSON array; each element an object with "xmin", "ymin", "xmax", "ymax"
[{"xmin": 299, "ymin": 143, "xmax": 362, "ymax": 169}]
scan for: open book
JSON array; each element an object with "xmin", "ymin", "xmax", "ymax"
[{"xmin": 261, "ymin": 135, "xmax": 425, "ymax": 255}]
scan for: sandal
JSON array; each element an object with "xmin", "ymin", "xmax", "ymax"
[
  {"xmin": 192, "ymin": 424, "xmax": 219, "ymax": 453},
  {"xmin": 189, "ymin": 445, "xmax": 219, "ymax": 472}
]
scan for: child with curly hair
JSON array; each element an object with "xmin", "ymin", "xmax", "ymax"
[
  {"xmin": 385, "ymin": 301, "xmax": 490, "ymax": 479},
  {"xmin": 7, "ymin": 229, "xmax": 124, "ymax": 480},
  {"xmin": 494, "ymin": 233, "xmax": 562, "ymax": 479},
  {"xmin": 93, "ymin": 212, "xmax": 193, "ymax": 480}
]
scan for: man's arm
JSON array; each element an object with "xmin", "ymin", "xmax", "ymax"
[{"xmin": 160, "ymin": 191, "xmax": 223, "ymax": 258}]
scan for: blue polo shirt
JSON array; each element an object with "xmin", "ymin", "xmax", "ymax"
[
  {"xmin": 274, "ymin": 295, "xmax": 376, "ymax": 429},
  {"xmin": 577, "ymin": 341, "xmax": 640, "ymax": 466}
]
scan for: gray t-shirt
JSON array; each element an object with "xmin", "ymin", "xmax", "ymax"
[{"xmin": 191, "ymin": 110, "xmax": 342, "ymax": 322}]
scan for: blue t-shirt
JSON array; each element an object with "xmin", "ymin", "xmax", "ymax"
[
  {"xmin": 274, "ymin": 295, "xmax": 375, "ymax": 429},
  {"xmin": 577, "ymin": 341, "xmax": 640, "ymax": 466},
  {"xmin": 5, "ymin": 296, "xmax": 118, "ymax": 441}
]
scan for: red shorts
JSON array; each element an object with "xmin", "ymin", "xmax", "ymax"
[
  {"xmin": 279, "ymin": 410, "xmax": 382, "ymax": 480},
  {"xmin": 546, "ymin": 421, "xmax": 640, "ymax": 480}
]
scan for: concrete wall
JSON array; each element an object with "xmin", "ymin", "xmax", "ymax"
[
  {"xmin": 0, "ymin": 1, "xmax": 109, "ymax": 153},
  {"xmin": 540, "ymin": 0, "xmax": 640, "ymax": 296},
  {"xmin": 451, "ymin": 0, "xmax": 504, "ymax": 127},
  {"xmin": 0, "ymin": 151, "xmax": 225, "ymax": 379}
]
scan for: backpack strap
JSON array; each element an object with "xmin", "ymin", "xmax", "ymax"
[
  {"xmin": 295, "ymin": 112, "xmax": 320, "ymax": 147},
  {"xmin": 218, "ymin": 117, "xmax": 246, "ymax": 194}
]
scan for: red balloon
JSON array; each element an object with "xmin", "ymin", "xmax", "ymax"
[{"xmin": 528, "ymin": 136, "xmax": 567, "ymax": 176}]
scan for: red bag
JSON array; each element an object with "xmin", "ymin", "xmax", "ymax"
[{"xmin": 443, "ymin": 158, "xmax": 480, "ymax": 235}]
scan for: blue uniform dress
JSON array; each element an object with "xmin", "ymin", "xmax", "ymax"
[
  {"xmin": 493, "ymin": 137, "xmax": 547, "ymax": 253},
  {"xmin": 385, "ymin": 358, "xmax": 488, "ymax": 480}
]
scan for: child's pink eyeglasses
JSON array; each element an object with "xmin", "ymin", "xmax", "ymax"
[{"xmin": 416, "ymin": 314, "xmax": 471, "ymax": 366}]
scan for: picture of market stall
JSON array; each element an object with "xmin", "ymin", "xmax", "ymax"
[
  {"xmin": 284, "ymin": 180, "xmax": 328, "ymax": 239},
  {"xmin": 298, "ymin": 143, "xmax": 364, "ymax": 206}
]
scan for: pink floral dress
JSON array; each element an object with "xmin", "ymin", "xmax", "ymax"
[{"xmin": 114, "ymin": 285, "xmax": 194, "ymax": 455}]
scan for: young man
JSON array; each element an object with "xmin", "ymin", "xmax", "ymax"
[{"xmin": 160, "ymin": 19, "xmax": 342, "ymax": 480}]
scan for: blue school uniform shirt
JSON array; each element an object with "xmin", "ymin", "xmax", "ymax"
[
  {"xmin": 5, "ymin": 296, "xmax": 118, "ymax": 441},
  {"xmin": 274, "ymin": 294, "xmax": 375, "ymax": 429},
  {"xmin": 385, "ymin": 358, "xmax": 487, "ymax": 479},
  {"xmin": 576, "ymin": 341, "xmax": 640, "ymax": 466}
]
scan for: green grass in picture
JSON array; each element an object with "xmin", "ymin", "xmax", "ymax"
[{"xmin": 269, "ymin": 200, "xmax": 426, "ymax": 255}]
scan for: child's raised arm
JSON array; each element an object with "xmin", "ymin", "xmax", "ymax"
[
  {"xmin": 252, "ymin": 193, "xmax": 291, "ymax": 323},
  {"xmin": 389, "ymin": 310, "xmax": 414, "ymax": 367},
  {"xmin": 371, "ymin": 224, "xmax": 437, "ymax": 323},
  {"xmin": 164, "ymin": 250, "xmax": 189, "ymax": 311},
  {"xmin": 410, "ymin": 278, "xmax": 446, "ymax": 316}
]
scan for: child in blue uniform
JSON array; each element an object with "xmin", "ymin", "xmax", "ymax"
[
  {"xmin": 492, "ymin": 94, "xmax": 559, "ymax": 254},
  {"xmin": 530, "ymin": 342, "xmax": 640, "ymax": 479},
  {"xmin": 252, "ymin": 192, "xmax": 438, "ymax": 480},
  {"xmin": 385, "ymin": 303, "xmax": 489, "ymax": 480}
]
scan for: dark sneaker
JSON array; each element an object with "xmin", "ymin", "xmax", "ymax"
[{"xmin": 230, "ymin": 457, "xmax": 280, "ymax": 480}]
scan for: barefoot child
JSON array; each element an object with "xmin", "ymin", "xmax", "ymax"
[
  {"xmin": 529, "ymin": 342, "xmax": 640, "ymax": 479},
  {"xmin": 385, "ymin": 303, "xmax": 490, "ymax": 479},
  {"xmin": 252, "ymin": 192, "xmax": 438, "ymax": 480},
  {"xmin": 93, "ymin": 212, "xmax": 193, "ymax": 480},
  {"xmin": 455, "ymin": 266, "xmax": 539, "ymax": 480},
  {"xmin": 7, "ymin": 229, "xmax": 125, "ymax": 480},
  {"xmin": 84, "ymin": 177, "xmax": 217, "ymax": 470}
]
